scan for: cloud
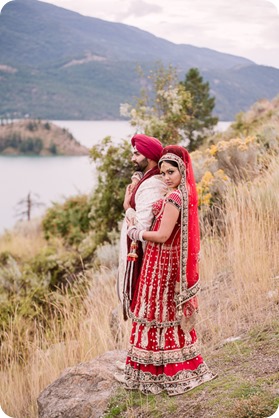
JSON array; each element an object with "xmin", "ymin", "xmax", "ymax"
[
  {"xmin": 0, "ymin": 0, "xmax": 12, "ymax": 13},
  {"xmin": 124, "ymin": 0, "xmax": 162, "ymax": 18},
  {"xmin": 265, "ymin": 0, "xmax": 279, "ymax": 12},
  {"xmin": 115, "ymin": 0, "xmax": 279, "ymax": 66},
  {"xmin": 5, "ymin": 0, "xmax": 279, "ymax": 67}
]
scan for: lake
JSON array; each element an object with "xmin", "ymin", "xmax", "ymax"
[{"xmin": 0, "ymin": 120, "xmax": 231, "ymax": 234}]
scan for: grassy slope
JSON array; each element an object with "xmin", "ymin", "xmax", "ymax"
[{"xmin": 103, "ymin": 98, "xmax": 279, "ymax": 418}]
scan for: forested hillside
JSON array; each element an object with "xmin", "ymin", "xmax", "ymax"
[
  {"xmin": 1, "ymin": 0, "xmax": 279, "ymax": 120},
  {"xmin": 0, "ymin": 119, "xmax": 88, "ymax": 155}
]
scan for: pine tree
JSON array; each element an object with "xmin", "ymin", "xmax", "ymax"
[{"xmin": 180, "ymin": 68, "xmax": 218, "ymax": 151}]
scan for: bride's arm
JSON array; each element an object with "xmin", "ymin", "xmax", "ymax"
[
  {"xmin": 141, "ymin": 202, "xmax": 179, "ymax": 243},
  {"xmin": 127, "ymin": 201, "xmax": 180, "ymax": 243}
]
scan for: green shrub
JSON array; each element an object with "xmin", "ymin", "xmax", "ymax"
[
  {"xmin": 30, "ymin": 248, "xmax": 79, "ymax": 289},
  {"xmin": 42, "ymin": 194, "xmax": 92, "ymax": 246}
]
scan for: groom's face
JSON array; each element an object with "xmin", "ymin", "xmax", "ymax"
[{"xmin": 131, "ymin": 147, "xmax": 148, "ymax": 173}]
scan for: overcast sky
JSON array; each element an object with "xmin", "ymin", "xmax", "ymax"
[{"xmin": 1, "ymin": 0, "xmax": 279, "ymax": 68}]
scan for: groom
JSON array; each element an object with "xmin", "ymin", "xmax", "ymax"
[{"xmin": 117, "ymin": 133, "xmax": 167, "ymax": 318}]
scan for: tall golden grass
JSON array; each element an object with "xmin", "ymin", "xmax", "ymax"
[
  {"xmin": 0, "ymin": 267, "xmax": 131, "ymax": 418},
  {"xmin": 0, "ymin": 219, "xmax": 46, "ymax": 260},
  {"xmin": 198, "ymin": 159, "xmax": 279, "ymax": 352},
  {"xmin": 0, "ymin": 160, "xmax": 278, "ymax": 418}
]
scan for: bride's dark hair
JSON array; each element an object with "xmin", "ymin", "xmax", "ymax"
[{"xmin": 158, "ymin": 159, "xmax": 178, "ymax": 168}]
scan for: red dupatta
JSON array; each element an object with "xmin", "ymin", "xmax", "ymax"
[{"xmin": 159, "ymin": 146, "xmax": 200, "ymax": 318}]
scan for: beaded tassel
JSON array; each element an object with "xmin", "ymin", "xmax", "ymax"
[
  {"xmin": 123, "ymin": 240, "xmax": 139, "ymax": 320},
  {"xmin": 127, "ymin": 240, "xmax": 138, "ymax": 261}
]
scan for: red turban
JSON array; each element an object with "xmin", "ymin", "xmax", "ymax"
[{"xmin": 131, "ymin": 134, "xmax": 163, "ymax": 162}]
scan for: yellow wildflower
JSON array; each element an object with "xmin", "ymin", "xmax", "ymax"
[
  {"xmin": 215, "ymin": 169, "xmax": 229, "ymax": 181},
  {"xmin": 201, "ymin": 171, "xmax": 214, "ymax": 185},
  {"xmin": 209, "ymin": 145, "xmax": 218, "ymax": 156}
]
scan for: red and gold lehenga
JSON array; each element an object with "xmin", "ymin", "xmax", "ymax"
[{"xmin": 124, "ymin": 147, "xmax": 216, "ymax": 396}]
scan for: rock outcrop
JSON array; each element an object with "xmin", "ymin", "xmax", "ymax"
[{"xmin": 37, "ymin": 350, "xmax": 126, "ymax": 418}]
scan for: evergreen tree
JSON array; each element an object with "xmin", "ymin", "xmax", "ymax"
[{"xmin": 180, "ymin": 68, "xmax": 218, "ymax": 151}]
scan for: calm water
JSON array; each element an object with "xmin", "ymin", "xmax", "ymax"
[
  {"xmin": 0, "ymin": 121, "xmax": 134, "ymax": 234},
  {"xmin": 0, "ymin": 120, "xmax": 231, "ymax": 234}
]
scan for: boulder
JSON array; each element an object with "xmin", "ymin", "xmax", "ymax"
[{"xmin": 37, "ymin": 350, "xmax": 126, "ymax": 418}]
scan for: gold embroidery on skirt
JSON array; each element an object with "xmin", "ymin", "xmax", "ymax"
[
  {"xmin": 184, "ymin": 331, "xmax": 192, "ymax": 344},
  {"xmin": 159, "ymin": 327, "xmax": 167, "ymax": 349},
  {"xmin": 141, "ymin": 325, "xmax": 149, "ymax": 349},
  {"xmin": 128, "ymin": 341, "xmax": 200, "ymax": 365},
  {"xmin": 139, "ymin": 284, "xmax": 147, "ymax": 317},
  {"xmin": 155, "ymin": 281, "xmax": 161, "ymax": 320},
  {"xmin": 134, "ymin": 322, "xmax": 141, "ymax": 346},
  {"xmin": 174, "ymin": 326, "xmax": 180, "ymax": 347},
  {"xmin": 156, "ymin": 327, "xmax": 161, "ymax": 348},
  {"xmin": 162, "ymin": 286, "xmax": 169, "ymax": 321},
  {"xmin": 124, "ymin": 362, "xmax": 216, "ymax": 396}
]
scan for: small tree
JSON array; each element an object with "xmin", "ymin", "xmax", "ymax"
[
  {"xmin": 120, "ymin": 63, "xmax": 192, "ymax": 146},
  {"xmin": 42, "ymin": 194, "xmax": 92, "ymax": 245},
  {"xmin": 180, "ymin": 68, "xmax": 218, "ymax": 151},
  {"xmin": 15, "ymin": 192, "xmax": 44, "ymax": 221}
]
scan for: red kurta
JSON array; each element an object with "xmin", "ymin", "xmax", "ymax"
[{"xmin": 125, "ymin": 191, "xmax": 215, "ymax": 395}]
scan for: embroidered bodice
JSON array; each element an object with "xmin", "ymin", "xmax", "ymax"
[{"xmin": 152, "ymin": 190, "xmax": 182, "ymax": 218}]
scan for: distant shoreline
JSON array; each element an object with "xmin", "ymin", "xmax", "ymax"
[{"xmin": 0, "ymin": 119, "xmax": 89, "ymax": 156}]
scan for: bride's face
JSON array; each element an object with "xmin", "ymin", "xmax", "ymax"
[{"xmin": 160, "ymin": 161, "xmax": 181, "ymax": 190}]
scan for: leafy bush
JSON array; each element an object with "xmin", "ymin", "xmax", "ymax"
[
  {"xmin": 207, "ymin": 136, "xmax": 259, "ymax": 182},
  {"xmin": 0, "ymin": 246, "xmax": 86, "ymax": 340},
  {"xmin": 42, "ymin": 195, "xmax": 92, "ymax": 246},
  {"xmin": 30, "ymin": 248, "xmax": 80, "ymax": 289},
  {"xmin": 192, "ymin": 136, "xmax": 260, "ymax": 210}
]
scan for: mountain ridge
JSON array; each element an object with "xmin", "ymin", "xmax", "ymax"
[{"xmin": 1, "ymin": 0, "xmax": 279, "ymax": 120}]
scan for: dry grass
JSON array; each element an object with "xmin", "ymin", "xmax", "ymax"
[
  {"xmin": 0, "ymin": 219, "xmax": 72, "ymax": 263},
  {"xmin": 0, "ymin": 267, "xmax": 130, "ymax": 418},
  {"xmin": 198, "ymin": 160, "xmax": 279, "ymax": 352},
  {"xmin": 0, "ymin": 219, "xmax": 48, "ymax": 260},
  {"xmin": 0, "ymin": 161, "xmax": 278, "ymax": 417}
]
